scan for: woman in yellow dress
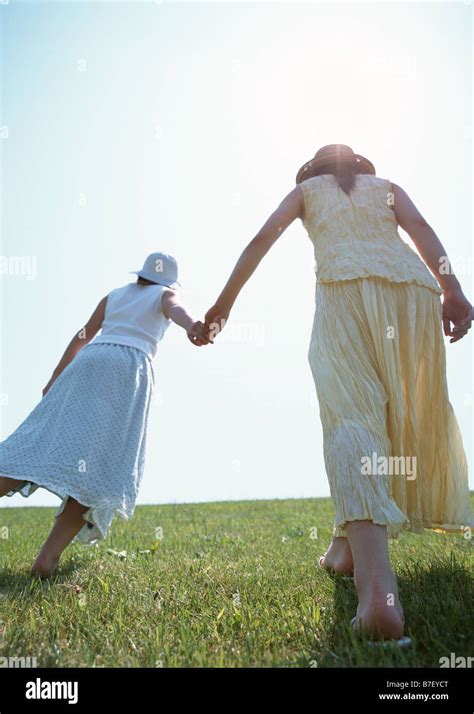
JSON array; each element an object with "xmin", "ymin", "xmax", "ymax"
[{"xmin": 205, "ymin": 144, "xmax": 473, "ymax": 642}]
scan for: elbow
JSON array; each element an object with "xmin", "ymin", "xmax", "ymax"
[
  {"xmin": 404, "ymin": 209, "xmax": 431, "ymax": 230},
  {"xmin": 78, "ymin": 325, "xmax": 96, "ymax": 344},
  {"xmin": 249, "ymin": 230, "xmax": 274, "ymax": 252},
  {"xmin": 401, "ymin": 217, "xmax": 431, "ymax": 234},
  {"xmin": 412, "ymin": 217, "xmax": 431, "ymax": 230}
]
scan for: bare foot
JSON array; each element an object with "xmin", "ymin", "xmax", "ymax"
[
  {"xmin": 319, "ymin": 537, "xmax": 354, "ymax": 576},
  {"xmin": 31, "ymin": 552, "xmax": 60, "ymax": 579},
  {"xmin": 352, "ymin": 568, "xmax": 404, "ymax": 641}
]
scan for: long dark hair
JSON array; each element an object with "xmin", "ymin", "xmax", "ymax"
[{"xmin": 305, "ymin": 159, "xmax": 358, "ymax": 196}]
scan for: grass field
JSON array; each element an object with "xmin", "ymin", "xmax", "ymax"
[{"xmin": 0, "ymin": 496, "xmax": 473, "ymax": 668}]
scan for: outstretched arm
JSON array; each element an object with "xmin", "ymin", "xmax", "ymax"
[
  {"xmin": 43, "ymin": 296, "xmax": 108, "ymax": 396},
  {"xmin": 392, "ymin": 183, "xmax": 473, "ymax": 343},
  {"xmin": 205, "ymin": 186, "xmax": 304, "ymax": 335},
  {"xmin": 161, "ymin": 289, "xmax": 212, "ymax": 346}
]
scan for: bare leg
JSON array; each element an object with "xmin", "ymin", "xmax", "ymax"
[
  {"xmin": 31, "ymin": 497, "xmax": 89, "ymax": 578},
  {"xmin": 319, "ymin": 536, "xmax": 354, "ymax": 576},
  {"xmin": 0, "ymin": 476, "xmax": 26, "ymax": 497},
  {"xmin": 346, "ymin": 520, "xmax": 404, "ymax": 640}
]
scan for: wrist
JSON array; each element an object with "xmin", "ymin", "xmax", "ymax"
[
  {"xmin": 442, "ymin": 284, "xmax": 463, "ymax": 297},
  {"xmin": 216, "ymin": 296, "xmax": 233, "ymax": 314},
  {"xmin": 183, "ymin": 317, "xmax": 195, "ymax": 333},
  {"xmin": 440, "ymin": 276, "xmax": 462, "ymax": 294}
]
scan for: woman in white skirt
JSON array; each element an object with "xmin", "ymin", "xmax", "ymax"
[{"xmin": 0, "ymin": 252, "xmax": 211, "ymax": 577}]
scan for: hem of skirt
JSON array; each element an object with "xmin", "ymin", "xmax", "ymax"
[
  {"xmin": 333, "ymin": 517, "xmax": 473, "ymax": 539},
  {"xmin": 0, "ymin": 470, "xmax": 129, "ymax": 545},
  {"xmin": 316, "ymin": 274, "xmax": 443, "ymax": 295}
]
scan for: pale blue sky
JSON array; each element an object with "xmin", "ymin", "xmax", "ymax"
[{"xmin": 1, "ymin": 1, "xmax": 472, "ymax": 510}]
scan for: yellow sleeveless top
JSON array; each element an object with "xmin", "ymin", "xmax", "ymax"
[{"xmin": 300, "ymin": 174, "xmax": 442, "ymax": 295}]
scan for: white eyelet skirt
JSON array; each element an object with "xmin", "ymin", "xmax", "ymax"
[{"xmin": 0, "ymin": 342, "xmax": 154, "ymax": 544}]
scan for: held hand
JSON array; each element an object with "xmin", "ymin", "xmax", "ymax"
[
  {"xmin": 204, "ymin": 303, "xmax": 230, "ymax": 340},
  {"xmin": 187, "ymin": 320, "xmax": 213, "ymax": 347},
  {"xmin": 442, "ymin": 289, "xmax": 473, "ymax": 343}
]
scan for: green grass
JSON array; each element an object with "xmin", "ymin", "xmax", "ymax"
[{"xmin": 0, "ymin": 496, "xmax": 473, "ymax": 668}]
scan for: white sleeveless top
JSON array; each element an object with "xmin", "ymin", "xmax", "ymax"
[{"xmin": 93, "ymin": 283, "xmax": 172, "ymax": 359}]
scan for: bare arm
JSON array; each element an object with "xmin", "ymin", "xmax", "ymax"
[
  {"xmin": 205, "ymin": 186, "xmax": 304, "ymax": 333},
  {"xmin": 43, "ymin": 296, "xmax": 108, "ymax": 395},
  {"xmin": 392, "ymin": 183, "xmax": 462, "ymax": 293},
  {"xmin": 161, "ymin": 289, "xmax": 211, "ymax": 346},
  {"xmin": 392, "ymin": 183, "xmax": 472, "ymax": 342}
]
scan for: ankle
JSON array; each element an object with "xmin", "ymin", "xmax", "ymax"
[
  {"xmin": 354, "ymin": 565, "xmax": 397, "ymax": 593},
  {"xmin": 35, "ymin": 548, "xmax": 61, "ymax": 564}
]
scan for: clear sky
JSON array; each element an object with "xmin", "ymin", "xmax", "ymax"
[{"xmin": 1, "ymin": 0, "xmax": 472, "ymax": 510}]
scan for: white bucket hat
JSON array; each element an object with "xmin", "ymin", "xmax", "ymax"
[{"xmin": 130, "ymin": 252, "xmax": 181, "ymax": 289}]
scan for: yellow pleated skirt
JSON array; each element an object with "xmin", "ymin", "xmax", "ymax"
[{"xmin": 308, "ymin": 276, "xmax": 473, "ymax": 538}]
